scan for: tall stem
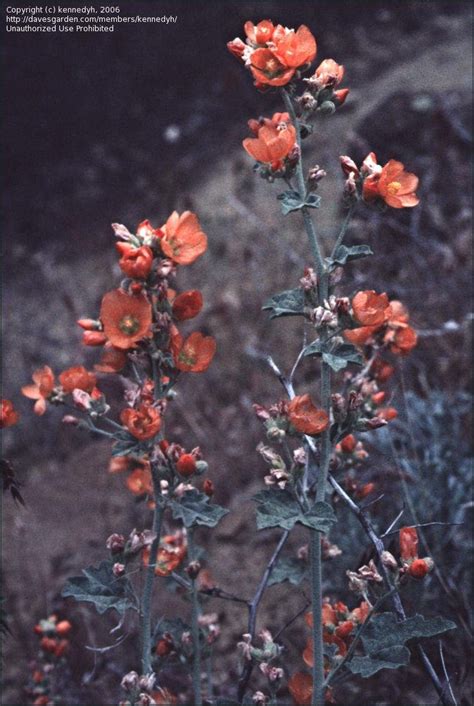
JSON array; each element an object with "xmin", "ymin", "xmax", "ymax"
[
  {"xmin": 281, "ymin": 89, "xmax": 325, "ymax": 285},
  {"xmin": 282, "ymin": 86, "xmax": 332, "ymax": 706},
  {"xmin": 140, "ymin": 466, "xmax": 164, "ymax": 675},
  {"xmin": 188, "ymin": 528, "xmax": 202, "ymax": 706}
]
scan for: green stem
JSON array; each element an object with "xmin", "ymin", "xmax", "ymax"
[
  {"xmin": 140, "ymin": 467, "xmax": 164, "ymax": 675},
  {"xmin": 330, "ymin": 204, "xmax": 355, "ymax": 259},
  {"xmin": 281, "ymin": 89, "xmax": 325, "ymax": 285},
  {"xmin": 309, "ymin": 530, "xmax": 325, "ymax": 706},
  {"xmin": 188, "ymin": 528, "xmax": 202, "ymax": 706}
]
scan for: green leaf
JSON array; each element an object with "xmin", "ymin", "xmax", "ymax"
[
  {"xmin": 346, "ymin": 612, "xmax": 456, "ymax": 679},
  {"xmin": 111, "ymin": 438, "xmax": 143, "ymax": 458},
  {"xmin": 303, "ymin": 339, "xmax": 323, "ymax": 357},
  {"xmin": 170, "ymin": 490, "xmax": 228, "ymax": 528},
  {"xmin": 361, "ymin": 613, "xmax": 456, "ymax": 654},
  {"xmin": 304, "ymin": 342, "xmax": 363, "ymax": 370},
  {"xmin": 262, "ymin": 288, "xmax": 305, "ymax": 319},
  {"xmin": 253, "ymin": 488, "xmax": 336, "ymax": 533},
  {"xmin": 62, "ymin": 561, "xmax": 136, "ymax": 615},
  {"xmin": 268, "ymin": 556, "xmax": 308, "ymax": 587},
  {"xmin": 347, "ymin": 645, "xmax": 410, "ymax": 677},
  {"xmin": 153, "ymin": 617, "xmax": 190, "ymax": 643},
  {"xmin": 327, "ymin": 244, "xmax": 374, "ymax": 271},
  {"xmin": 322, "ymin": 344, "xmax": 364, "ymax": 372},
  {"xmin": 277, "ymin": 190, "xmax": 321, "ymax": 216}
]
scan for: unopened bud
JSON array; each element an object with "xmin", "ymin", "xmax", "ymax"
[
  {"xmin": 185, "ymin": 561, "xmax": 201, "ymax": 580},
  {"xmin": 138, "ymin": 674, "xmax": 156, "ymax": 693},
  {"xmin": 121, "ymin": 671, "xmax": 139, "ymax": 692},
  {"xmin": 113, "ymin": 563, "xmax": 125, "ymax": 577},
  {"xmin": 381, "ymin": 551, "xmax": 398, "ymax": 570},
  {"xmin": 195, "ymin": 460, "xmax": 208, "ymax": 475},
  {"xmin": 77, "ymin": 318, "xmax": 101, "ymax": 331},
  {"xmin": 319, "ymin": 100, "xmax": 336, "ymax": 116},
  {"xmin": 203, "ymin": 479, "xmax": 214, "ymax": 497},
  {"xmin": 106, "ymin": 533, "xmax": 126, "ymax": 555},
  {"xmin": 62, "ymin": 415, "xmax": 80, "ymax": 426}
]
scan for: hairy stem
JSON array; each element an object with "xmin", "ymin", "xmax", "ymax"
[
  {"xmin": 140, "ymin": 467, "xmax": 163, "ymax": 675},
  {"xmin": 281, "ymin": 88, "xmax": 325, "ymax": 284},
  {"xmin": 188, "ymin": 528, "xmax": 202, "ymax": 706}
]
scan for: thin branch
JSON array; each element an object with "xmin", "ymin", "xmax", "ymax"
[
  {"xmin": 382, "ymin": 521, "xmax": 463, "ymax": 538},
  {"xmin": 273, "ymin": 600, "xmax": 311, "ymax": 641},
  {"xmin": 237, "ymin": 530, "xmax": 290, "ymax": 702},
  {"xmin": 438, "ymin": 640, "xmax": 458, "ymax": 706}
]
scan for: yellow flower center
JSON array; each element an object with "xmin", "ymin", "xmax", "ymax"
[
  {"xmin": 386, "ymin": 181, "xmax": 401, "ymax": 196},
  {"xmin": 119, "ymin": 315, "xmax": 140, "ymax": 335}
]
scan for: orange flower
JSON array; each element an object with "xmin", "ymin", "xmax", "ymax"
[
  {"xmin": 120, "ymin": 404, "xmax": 161, "ymax": 440},
  {"xmin": 288, "ymin": 394, "xmax": 329, "ymax": 435},
  {"xmin": 272, "ymin": 25, "xmax": 317, "ymax": 69},
  {"xmin": 100, "ymin": 289, "xmax": 152, "ymax": 350},
  {"xmin": 59, "ymin": 366, "xmax": 96, "ymax": 393},
  {"xmin": 172, "ymin": 290, "xmax": 203, "ymax": 321},
  {"xmin": 160, "ymin": 211, "xmax": 208, "ymax": 266},
  {"xmin": 174, "ymin": 331, "xmax": 216, "ymax": 373},
  {"xmin": 249, "ymin": 47, "xmax": 296, "ymax": 86},
  {"xmin": 243, "ymin": 117, "xmax": 296, "ymax": 167},
  {"xmin": 399, "ymin": 526, "xmax": 419, "ymax": 561},
  {"xmin": 244, "ymin": 19, "xmax": 276, "ymax": 45},
  {"xmin": 312, "ymin": 58, "xmax": 344, "ymax": 88},
  {"xmin": 386, "ymin": 325, "xmax": 418, "ymax": 355},
  {"xmin": 126, "ymin": 467, "xmax": 153, "ymax": 495},
  {"xmin": 363, "ymin": 158, "xmax": 419, "ymax": 208},
  {"xmin": 343, "ymin": 325, "xmax": 375, "ymax": 346},
  {"xmin": 116, "ymin": 242, "xmax": 154, "ymax": 279},
  {"xmin": 143, "ymin": 532, "xmax": 187, "ymax": 576},
  {"xmin": 288, "ymin": 672, "xmax": 313, "ymax": 706},
  {"xmin": 0, "ymin": 399, "xmax": 20, "ymax": 428},
  {"xmin": 351, "ymin": 601, "xmax": 370, "ymax": 624},
  {"xmin": 94, "ymin": 346, "xmax": 128, "ymax": 373},
  {"xmin": 352, "ymin": 290, "xmax": 391, "ymax": 327},
  {"xmin": 22, "ymin": 366, "xmax": 55, "ymax": 416}
]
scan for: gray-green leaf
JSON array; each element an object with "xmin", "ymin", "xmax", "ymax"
[
  {"xmin": 62, "ymin": 561, "xmax": 136, "ymax": 615},
  {"xmin": 327, "ymin": 244, "xmax": 374, "ymax": 271},
  {"xmin": 361, "ymin": 612, "xmax": 456, "ymax": 654},
  {"xmin": 347, "ymin": 645, "xmax": 410, "ymax": 677},
  {"xmin": 262, "ymin": 288, "xmax": 306, "ymax": 319},
  {"xmin": 170, "ymin": 490, "xmax": 228, "ymax": 528},
  {"xmin": 268, "ymin": 556, "xmax": 308, "ymax": 587},
  {"xmin": 253, "ymin": 489, "xmax": 336, "ymax": 533}
]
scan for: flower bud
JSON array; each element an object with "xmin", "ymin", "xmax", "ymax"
[
  {"xmin": 82, "ymin": 331, "xmax": 107, "ymax": 346},
  {"xmin": 203, "ymin": 479, "xmax": 214, "ymax": 497},
  {"xmin": 176, "ymin": 453, "xmax": 197, "ymax": 477},
  {"xmin": 334, "ymin": 88, "xmax": 350, "ymax": 105},
  {"xmin": 106, "ymin": 533, "xmax": 126, "ymax": 555},
  {"xmin": 113, "ymin": 562, "xmax": 125, "ymax": 577},
  {"xmin": 319, "ymin": 100, "xmax": 336, "ymax": 116},
  {"xmin": 409, "ymin": 557, "xmax": 434, "ymax": 579},
  {"xmin": 62, "ymin": 415, "xmax": 80, "ymax": 425},
  {"xmin": 185, "ymin": 561, "xmax": 201, "ymax": 580},
  {"xmin": 138, "ymin": 674, "xmax": 156, "ymax": 693},
  {"xmin": 381, "ymin": 551, "xmax": 398, "ymax": 570},
  {"xmin": 121, "ymin": 671, "xmax": 139, "ymax": 692},
  {"xmin": 77, "ymin": 318, "xmax": 101, "ymax": 331},
  {"xmin": 195, "ymin": 459, "xmax": 208, "ymax": 475}
]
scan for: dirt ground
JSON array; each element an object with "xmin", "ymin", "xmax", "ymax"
[{"xmin": 1, "ymin": 2, "xmax": 472, "ymax": 705}]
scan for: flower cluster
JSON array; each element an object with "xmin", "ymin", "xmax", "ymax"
[
  {"xmin": 26, "ymin": 615, "xmax": 72, "ymax": 706},
  {"xmin": 228, "ymin": 21, "xmax": 316, "ymax": 88},
  {"xmin": 341, "ymin": 153, "xmax": 419, "ymax": 209},
  {"xmin": 0, "ymin": 399, "xmax": 20, "ymax": 428}
]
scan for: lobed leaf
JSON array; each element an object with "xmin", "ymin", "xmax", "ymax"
[
  {"xmin": 327, "ymin": 244, "xmax": 374, "ymax": 271},
  {"xmin": 253, "ymin": 488, "xmax": 336, "ymax": 533},
  {"xmin": 62, "ymin": 560, "xmax": 136, "ymax": 615},
  {"xmin": 170, "ymin": 490, "xmax": 229, "ymax": 528},
  {"xmin": 360, "ymin": 612, "xmax": 456, "ymax": 654},
  {"xmin": 277, "ymin": 190, "xmax": 321, "ymax": 216},
  {"xmin": 347, "ymin": 645, "xmax": 410, "ymax": 677},
  {"xmin": 268, "ymin": 556, "xmax": 308, "ymax": 587},
  {"xmin": 262, "ymin": 288, "xmax": 306, "ymax": 319}
]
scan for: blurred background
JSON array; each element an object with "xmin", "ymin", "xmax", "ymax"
[{"xmin": 1, "ymin": 1, "xmax": 472, "ymax": 704}]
